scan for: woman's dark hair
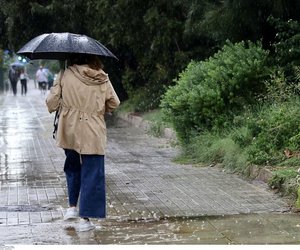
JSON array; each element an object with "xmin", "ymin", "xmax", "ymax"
[{"xmin": 68, "ymin": 54, "xmax": 103, "ymax": 70}]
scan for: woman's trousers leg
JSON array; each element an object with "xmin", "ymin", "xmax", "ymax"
[
  {"xmin": 80, "ymin": 154, "xmax": 106, "ymax": 219},
  {"xmin": 64, "ymin": 149, "xmax": 81, "ymax": 207}
]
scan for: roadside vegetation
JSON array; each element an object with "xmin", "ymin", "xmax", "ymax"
[
  {"xmin": 120, "ymin": 16, "xmax": 300, "ymax": 204},
  {"xmin": 163, "ymin": 19, "xmax": 300, "ymax": 202}
]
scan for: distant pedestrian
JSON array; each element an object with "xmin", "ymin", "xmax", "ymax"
[
  {"xmin": 8, "ymin": 66, "xmax": 20, "ymax": 96},
  {"xmin": 35, "ymin": 65, "xmax": 48, "ymax": 94},
  {"xmin": 46, "ymin": 54, "xmax": 120, "ymax": 232},
  {"xmin": 5, "ymin": 79, "xmax": 10, "ymax": 93},
  {"xmin": 20, "ymin": 69, "xmax": 28, "ymax": 96},
  {"xmin": 47, "ymin": 70, "xmax": 54, "ymax": 90}
]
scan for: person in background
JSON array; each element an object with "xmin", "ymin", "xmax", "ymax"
[
  {"xmin": 47, "ymin": 69, "xmax": 54, "ymax": 90},
  {"xmin": 20, "ymin": 68, "xmax": 28, "ymax": 96},
  {"xmin": 36, "ymin": 65, "xmax": 48, "ymax": 94},
  {"xmin": 8, "ymin": 65, "xmax": 20, "ymax": 96},
  {"xmin": 46, "ymin": 54, "xmax": 120, "ymax": 232}
]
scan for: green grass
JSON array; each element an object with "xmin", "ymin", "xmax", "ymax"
[
  {"xmin": 141, "ymin": 109, "xmax": 173, "ymax": 137},
  {"xmin": 142, "ymin": 109, "xmax": 163, "ymax": 122},
  {"xmin": 117, "ymin": 104, "xmax": 173, "ymax": 137}
]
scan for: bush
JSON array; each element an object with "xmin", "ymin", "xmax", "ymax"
[
  {"xmin": 237, "ymin": 67, "xmax": 300, "ymax": 165},
  {"xmin": 176, "ymin": 98, "xmax": 300, "ymax": 174},
  {"xmin": 246, "ymin": 98, "xmax": 300, "ymax": 165},
  {"xmin": 161, "ymin": 41, "xmax": 269, "ymax": 143}
]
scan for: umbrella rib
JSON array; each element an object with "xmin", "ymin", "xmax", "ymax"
[
  {"xmin": 33, "ymin": 38, "xmax": 50, "ymax": 53},
  {"xmin": 21, "ymin": 34, "xmax": 50, "ymax": 53}
]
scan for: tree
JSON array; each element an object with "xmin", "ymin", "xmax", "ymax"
[
  {"xmin": 200, "ymin": 0, "xmax": 300, "ymax": 48},
  {"xmin": 86, "ymin": 0, "xmax": 193, "ymax": 110},
  {"xmin": 0, "ymin": 0, "xmax": 95, "ymax": 51}
]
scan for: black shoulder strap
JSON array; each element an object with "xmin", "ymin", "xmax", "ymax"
[{"xmin": 52, "ymin": 70, "xmax": 65, "ymax": 139}]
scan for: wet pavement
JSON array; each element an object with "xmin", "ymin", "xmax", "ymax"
[{"xmin": 0, "ymin": 81, "xmax": 299, "ymax": 245}]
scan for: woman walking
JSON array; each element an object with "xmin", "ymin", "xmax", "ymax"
[{"xmin": 46, "ymin": 54, "xmax": 120, "ymax": 232}]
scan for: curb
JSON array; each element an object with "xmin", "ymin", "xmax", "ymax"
[
  {"xmin": 249, "ymin": 165, "xmax": 273, "ymax": 183},
  {"xmin": 117, "ymin": 112, "xmax": 177, "ymax": 140}
]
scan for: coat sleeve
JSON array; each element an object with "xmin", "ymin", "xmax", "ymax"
[
  {"xmin": 105, "ymin": 79, "xmax": 120, "ymax": 113},
  {"xmin": 45, "ymin": 71, "xmax": 63, "ymax": 113}
]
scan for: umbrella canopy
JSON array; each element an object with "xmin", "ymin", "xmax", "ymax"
[
  {"xmin": 17, "ymin": 32, "xmax": 118, "ymax": 60},
  {"xmin": 10, "ymin": 62, "xmax": 25, "ymax": 69}
]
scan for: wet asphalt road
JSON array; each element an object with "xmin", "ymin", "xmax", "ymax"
[{"xmin": 0, "ymin": 81, "xmax": 299, "ymax": 245}]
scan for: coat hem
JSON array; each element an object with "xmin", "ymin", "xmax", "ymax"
[{"xmin": 57, "ymin": 144, "xmax": 105, "ymax": 155}]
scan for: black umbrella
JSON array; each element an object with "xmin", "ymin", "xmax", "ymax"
[
  {"xmin": 10, "ymin": 62, "xmax": 25, "ymax": 69},
  {"xmin": 17, "ymin": 32, "xmax": 118, "ymax": 60}
]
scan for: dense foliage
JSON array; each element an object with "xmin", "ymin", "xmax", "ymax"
[
  {"xmin": 1, "ymin": 0, "xmax": 299, "ymax": 107},
  {"xmin": 161, "ymin": 14, "xmax": 300, "ymax": 200},
  {"xmin": 161, "ymin": 41, "xmax": 269, "ymax": 142}
]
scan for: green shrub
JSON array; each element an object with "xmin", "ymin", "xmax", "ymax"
[
  {"xmin": 177, "ymin": 95, "xmax": 300, "ymax": 172},
  {"xmin": 247, "ymin": 99, "xmax": 300, "ymax": 165},
  {"xmin": 160, "ymin": 61, "xmax": 203, "ymax": 142},
  {"xmin": 161, "ymin": 41, "xmax": 269, "ymax": 143},
  {"xmin": 258, "ymin": 68, "xmax": 300, "ymax": 103}
]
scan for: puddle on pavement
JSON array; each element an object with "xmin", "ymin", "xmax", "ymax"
[
  {"xmin": 2, "ymin": 205, "xmax": 295, "ymax": 244},
  {"xmin": 64, "ymin": 217, "xmax": 224, "ymax": 244},
  {"xmin": 60, "ymin": 213, "xmax": 300, "ymax": 244}
]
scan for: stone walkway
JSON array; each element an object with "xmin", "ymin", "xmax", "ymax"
[{"xmin": 0, "ymin": 81, "xmax": 297, "ymax": 245}]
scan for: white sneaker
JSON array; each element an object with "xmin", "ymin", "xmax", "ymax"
[
  {"xmin": 63, "ymin": 207, "xmax": 79, "ymax": 221},
  {"xmin": 78, "ymin": 218, "xmax": 95, "ymax": 232}
]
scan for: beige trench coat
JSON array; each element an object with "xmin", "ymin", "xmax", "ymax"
[{"xmin": 46, "ymin": 64, "xmax": 120, "ymax": 155}]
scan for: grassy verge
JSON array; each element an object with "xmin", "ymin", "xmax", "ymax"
[
  {"xmin": 117, "ymin": 101, "xmax": 173, "ymax": 137},
  {"xmin": 141, "ymin": 109, "xmax": 174, "ymax": 137}
]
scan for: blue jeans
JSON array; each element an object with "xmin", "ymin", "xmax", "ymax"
[{"xmin": 64, "ymin": 149, "xmax": 106, "ymax": 218}]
